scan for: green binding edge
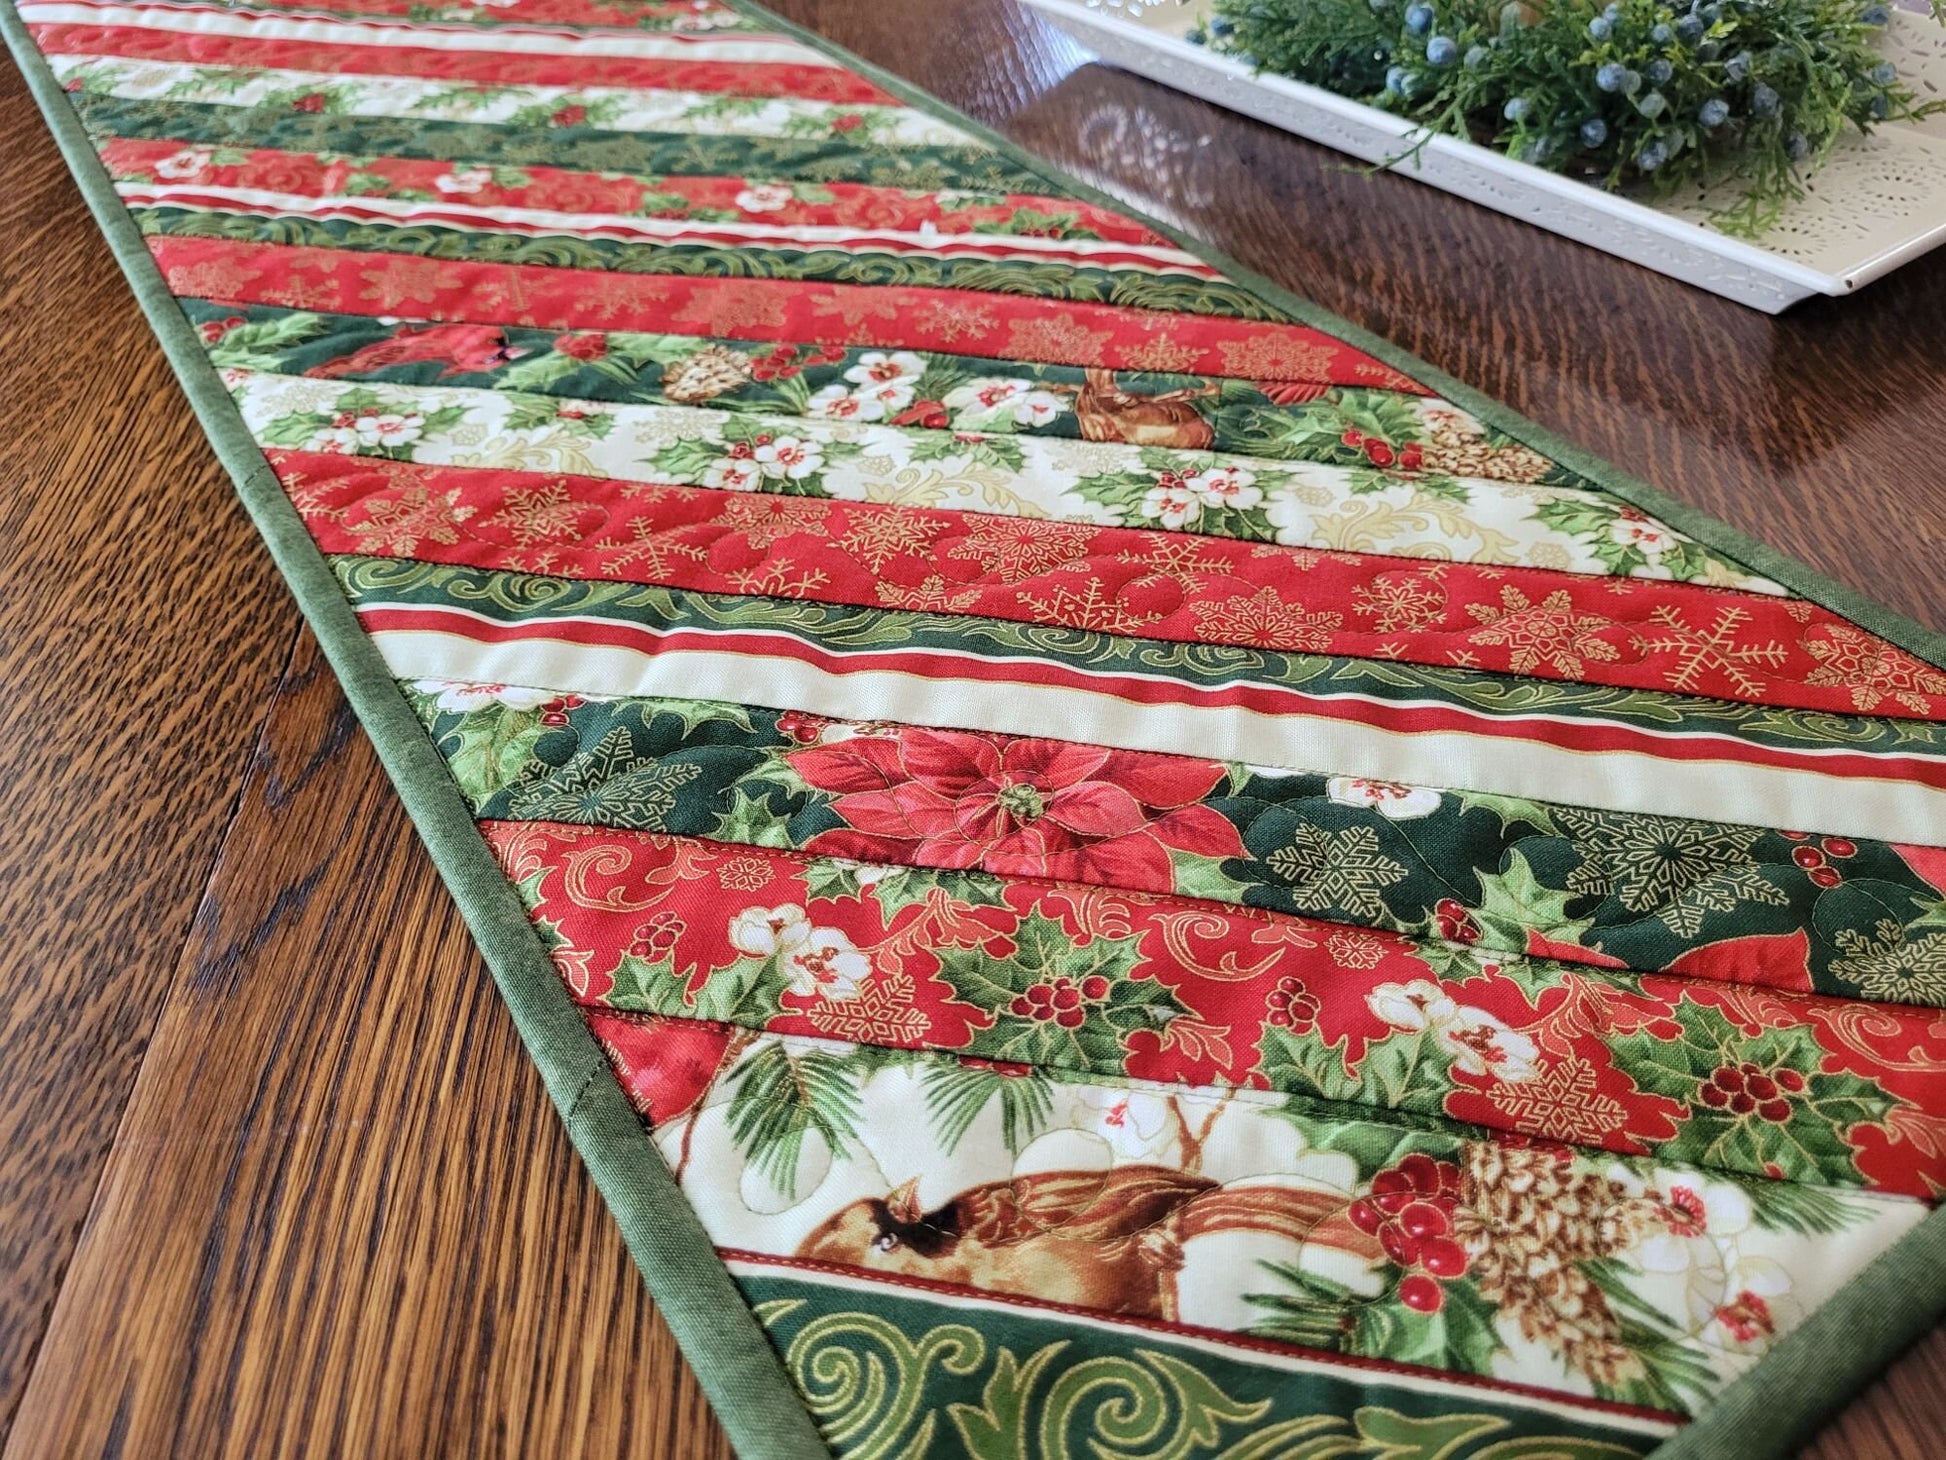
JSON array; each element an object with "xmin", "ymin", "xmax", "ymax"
[
  {"xmin": 0, "ymin": 9, "xmax": 830, "ymax": 1458},
  {"xmin": 6, "ymin": 0, "xmax": 1943, "ymax": 1451}
]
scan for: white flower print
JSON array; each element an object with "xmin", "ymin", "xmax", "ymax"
[
  {"xmin": 752, "ymin": 435, "xmax": 824, "ymax": 481},
  {"xmin": 807, "ymin": 381, "xmax": 911, "ymax": 423},
  {"xmin": 1367, "ymin": 980, "xmax": 1537, "ymax": 1082},
  {"xmin": 1139, "ymin": 479, "xmax": 1201, "ymax": 529},
  {"xmin": 434, "ymin": 167, "xmax": 493, "ymax": 195},
  {"xmin": 1432, "ymin": 1008, "xmax": 1539, "ymax": 1082},
  {"xmin": 843, "ymin": 351, "xmax": 926, "ymax": 390},
  {"xmin": 1008, "ymin": 392, "xmax": 1067, "ymax": 428},
  {"xmin": 703, "ymin": 455, "xmax": 763, "ymax": 492},
  {"xmin": 1077, "ymin": 1088, "xmax": 1173, "ymax": 1160},
  {"xmin": 153, "ymin": 147, "xmax": 213, "ymax": 180},
  {"xmin": 414, "ymin": 681, "xmax": 558, "ymax": 714},
  {"xmin": 314, "ymin": 423, "xmax": 363, "ymax": 454},
  {"xmin": 735, "ymin": 183, "xmax": 795, "ymax": 213},
  {"xmin": 942, "ymin": 377, "xmax": 1068, "ymax": 430},
  {"xmin": 856, "ymin": 378, "xmax": 915, "ymax": 417},
  {"xmin": 355, "ymin": 412, "xmax": 425, "ymax": 449},
  {"xmin": 778, "ymin": 923, "xmax": 871, "ymax": 1001},
  {"xmin": 1611, "ymin": 508, "xmax": 1674, "ymax": 556},
  {"xmin": 1325, "ymin": 777, "xmax": 1441, "ymax": 820},
  {"xmin": 1366, "ymin": 979, "xmax": 1457, "ymax": 1032},
  {"xmin": 729, "ymin": 903, "xmax": 809, "ymax": 958},
  {"xmin": 1185, "ymin": 465, "xmax": 1261, "ymax": 512},
  {"xmin": 1633, "ymin": 1171, "xmax": 1796, "ymax": 1352},
  {"xmin": 806, "ymin": 383, "xmax": 874, "ymax": 422}
]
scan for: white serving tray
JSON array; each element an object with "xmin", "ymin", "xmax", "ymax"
[{"xmin": 1021, "ymin": 0, "xmax": 1946, "ymax": 311}]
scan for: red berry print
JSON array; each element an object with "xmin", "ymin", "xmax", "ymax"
[
  {"xmin": 776, "ymin": 710, "xmax": 831, "ymax": 744},
  {"xmin": 1791, "ymin": 846, "xmax": 1823, "ymax": 869},
  {"xmin": 1009, "ymin": 975, "xmax": 1102, "ymax": 1029},
  {"xmin": 626, "ymin": 911, "xmax": 686, "ymax": 962},
  {"xmin": 1397, "ymin": 1273, "xmax": 1444, "ymax": 1313},
  {"xmin": 539, "ymin": 693, "xmax": 585, "ymax": 728},
  {"xmin": 1699, "ymin": 1062, "xmax": 1803, "ymax": 1123},
  {"xmin": 1265, "ymin": 976, "xmax": 1321, "ymax": 1032},
  {"xmin": 1361, "ymin": 1153, "xmax": 1470, "ymax": 1314},
  {"xmin": 1433, "ymin": 898, "xmax": 1480, "ymax": 944}
]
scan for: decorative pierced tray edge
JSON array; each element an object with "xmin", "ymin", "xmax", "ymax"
[{"xmin": 1021, "ymin": 0, "xmax": 1946, "ymax": 311}]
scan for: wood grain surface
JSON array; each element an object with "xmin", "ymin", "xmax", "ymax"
[
  {"xmin": 1, "ymin": 1, "xmax": 1941, "ymax": 1455},
  {"xmin": 0, "ymin": 51, "xmax": 297, "ymax": 1439}
]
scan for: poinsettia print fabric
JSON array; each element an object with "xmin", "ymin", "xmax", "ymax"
[
  {"xmin": 403, "ymin": 687, "xmax": 1946, "ymax": 1007},
  {"xmin": 20, "ymin": 0, "xmax": 1946, "ymax": 1454}
]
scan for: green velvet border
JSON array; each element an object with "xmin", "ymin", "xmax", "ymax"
[
  {"xmin": 0, "ymin": 11, "xmax": 830, "ymax": 1458},
  {"xmin": 7, "ymin": 0, "xmax": 1943, "ymax": 1452}
]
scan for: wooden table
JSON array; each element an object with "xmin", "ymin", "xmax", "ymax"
[{"xmin": 2, "ymin": 2, "xmax": 1942, "ymax": 1454}]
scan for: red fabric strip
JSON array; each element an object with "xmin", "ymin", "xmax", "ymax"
[
  {"xmin": 98, "ymin": 0, "xmax": 761, "ymax": 26},
  {"xmin": 358, "ymin": 602, "xmax": 1946, "ymax": 794},
  {"xmin": 493, "ymin": 823, "xmax": 1946, "ymax": 1198},
  {"xmin": 279, "ymin": 452, "xmax": 1946, "ymax": 719},
  {"xmin": 32, "ymin": 21, "xmax": 897, "ymax": 101},
  {"xmin": 150, "ymin": 235, "xmax": 1429, "ymax": 387},
  {"xmin": 100, "ymin": 136, "xmax": 1169, "ymax": 241}
]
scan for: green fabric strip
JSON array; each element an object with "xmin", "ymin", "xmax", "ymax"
[
  {"xmin": 70, "ymin": 93, "xmax": 1055, "ymax": 192},
  {"xmin": 0, "ymin": 9, "xmax": 831, "ymax": 1458},
  {"xmin": 132, "ymin": 206, "xmax": 1276, "ymax": 319},
  {"xmin": 401, "ymin": 683, "xmax": 1946, "ymax": 1006},
  {"xmin": 185, "ymin": 298, "xmax": 1570, "ymax": 478},
  {"xmin": 736, "ymin": 1269, "xmax": 1670, "ymax": 1457},
  {"xmin": 712, "ymin": 8, "xmax": 1946, "ymax": 1449},
  {"xmin": 337, "ymin": 557, "xmax": 1946, "ymax": 765}
]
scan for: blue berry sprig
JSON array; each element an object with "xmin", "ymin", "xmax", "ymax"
[{"xmin": 1188, "ymin": 0, "xmax": 1944, "ymax": 236}]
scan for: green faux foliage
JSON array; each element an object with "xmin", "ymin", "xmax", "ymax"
[{"xmin": 1192, "ymin": 0, "xmax": 1946, "ymax": 235}]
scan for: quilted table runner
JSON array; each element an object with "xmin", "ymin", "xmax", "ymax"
[{"xmin": 9, "ymin": 1, "xmax": 1946, "ymax": 1455}]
